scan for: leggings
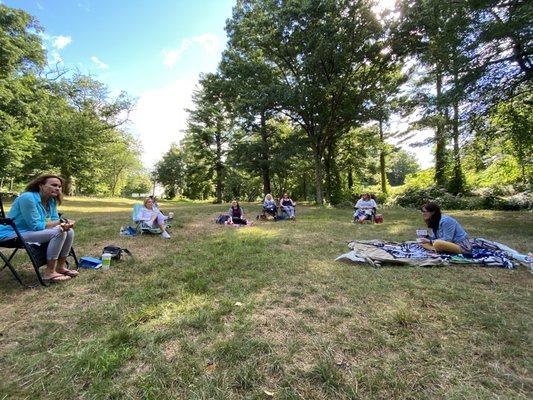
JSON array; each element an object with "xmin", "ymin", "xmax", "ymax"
[
  {"xmin": 20, "ymin": 227, "xmax": 74, "ymax": 261},
  {"xmin": 231, "ymin": 217, "xmax": 248, "ymax": 225},
  {"xmin": 422, "ymin": 239, "xmax": 470, "ymax": 255}
]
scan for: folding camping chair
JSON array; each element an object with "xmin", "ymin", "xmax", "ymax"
[
  {"xmin": 132, "ymin": 203, "xmax": 172, "ymax": 235},
  {"xmin": 0, "ymin": 194, "xmax": 79, "ymax": 287}
]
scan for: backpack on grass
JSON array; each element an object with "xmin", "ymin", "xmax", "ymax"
[
  {"xmin": 215, "ymin": 214, "xmax": 231, "ymax": 224},
  {"xmin": 102, "ymin": 245, "xmax": 133, "ymax": 261}
]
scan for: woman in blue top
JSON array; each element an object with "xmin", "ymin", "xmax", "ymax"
[
  {"xmin": 0, "ymin": 175, "xmax": 77, "ymax": 282},
  {"xmin": 263, "ymin": 194, "xmax": 277, "ymax": 216},
  {"xmin": 418, "ymin": 202, "xmax": 472, "ymax": 254}
]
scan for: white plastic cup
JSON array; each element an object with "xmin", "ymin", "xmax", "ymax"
[
  {"xmin": 168, "ymin": 211, "xmax": 174, "ymax": 219},
  {"xmin": 416, "ymin": 229, "xmax": 428, "ymax": 237},
  {"xmin": 101, "ymin": 253, "xmax": 112, "ymax": 270}
]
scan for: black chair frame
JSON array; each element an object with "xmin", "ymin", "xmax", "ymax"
[{"xmin": 0, "ymin": 194, "xmax": 79, "ymax": 287}]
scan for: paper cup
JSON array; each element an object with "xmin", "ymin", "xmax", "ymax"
[
  {"xmin": 101, "ymin": 253, "xmax": 112, "ymax": 270},
  {"xmin": 416, "ymin": 229, "xmax": 428, "ymax": 237}
]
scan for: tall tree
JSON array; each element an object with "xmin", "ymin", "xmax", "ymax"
[
  {"xmin": 184, "ymin": 73, "xmax": 233, "ymax": 203},
  {"xmin": 154, "ymin": 144, "xmax": 185, "ymax": 199},
  {"xmin": 30, "ymin": 75, "xmax": 134, "ymax": 194},
  {"xmin": 219, "ymin": 49, "xmax": 278, "ymax": 195},
  {"xmin": 226, "ymin": 0, "xmax": 392, "ymax": 204},
  {"xmin": 0, "ymin": 5, "xmax": 46, "ymax": 179}
]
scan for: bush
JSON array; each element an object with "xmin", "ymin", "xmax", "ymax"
[{"xmin": 392, "ymin": 186, "xmax": 532, "ymax": 210}]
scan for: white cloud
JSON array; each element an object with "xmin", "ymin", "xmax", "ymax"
[
  {"xmin": 36, "ymin": 2, "xmax": 44, "ymax": 10},
  {"xmin": 52, "ymin": 35, "xmax": 72, "ymax": 50},
  {"xmin": 162, "ymin": 33, "xmax": 221, "ymax": 68},
  {"xmin": 129, "ymin": 78, "xmax": 198, "ymax": 167},
  {"xmin": 90, "ymin": 56, "xmax": 109, "ymax": 70}
]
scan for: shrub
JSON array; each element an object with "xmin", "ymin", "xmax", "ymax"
[{"xmin": 392, "ymin": 186, "xmax": 532, "ymax": 210}]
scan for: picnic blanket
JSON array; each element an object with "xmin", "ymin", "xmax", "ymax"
[{"xmin": 336, "ymin": 238, "xmax": 532, "ymax": 269}]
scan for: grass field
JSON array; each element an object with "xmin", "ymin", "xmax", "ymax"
[{"xmin": 1, "ymin": 198, "xmax": 532, "ymax": 399}]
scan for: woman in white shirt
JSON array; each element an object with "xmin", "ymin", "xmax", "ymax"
[
  {"xmin": 353, "ymin": 193, "xmax": 377, "ymax": 223},
  {"xmin": 138, "ymin": 197, "xmax": 171, "ymax": 238}
]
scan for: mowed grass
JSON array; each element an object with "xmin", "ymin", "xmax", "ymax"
[{"xmin": 0, "ymin": 197, "xmax": 532, "ymax": 399}]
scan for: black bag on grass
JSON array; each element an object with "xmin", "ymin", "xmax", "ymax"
[
  {"xmin": 215, "ymin": 214, "xmax": 231, "ymax": 224},
  {"xmin": 102, "ymin": 245, "xmax": 133, "ymax": 261}
]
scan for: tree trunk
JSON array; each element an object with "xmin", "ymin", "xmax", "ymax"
[
  {"xmin": 347, "ymin": 170, "xmax": 353, "ymax": 190},
  {"xmin": 434, "ymin": 68, "xmax": 447, "ymax": 187},
  {"xmin": 260, "ymin": 111, "xmax": 271, "ymax": 195},
  {"xmin": 450, "ymin": 67, "xmax": 464, "ymax": 195},
  {"xmin": 314, "ymin": 145, "xmax": 324, "ymax": 205},
  {"xmin": 379, "ymin": 118, "xmax": 388, "ymax": 194},
  {"xmin": 324, "ymin": 145, "xmax": 332, "ymax": 203},
  {"xmin": 63, "ymin": 175, "xmax": 74, "ymax": 196},
  {"xmin": 215, "ymin": 132, "xmax": 223, "ymax": 203}
]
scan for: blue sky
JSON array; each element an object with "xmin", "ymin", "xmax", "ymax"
[
  {"xmin": 4, "ymin": 0, "xmax": 431, "ymax": 169},
  {"xmin": 4, "ymin": 0, "xmax": 235, "ymax": 166}
]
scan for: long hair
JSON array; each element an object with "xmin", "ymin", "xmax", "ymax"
[
  {"xmin": 25, "ymin": 175, "xmax": 65, "ymax": 205},
  {"xmin": 264, "ymin": 194, "xmax": 273, "ymax": 202},
  {"xmin": 422, "ymin": 202, "xmax": 442, "ymax": 234},
  {"xmin": 231, "ymin": 200, "xmax": 240, "ymax": 209}
]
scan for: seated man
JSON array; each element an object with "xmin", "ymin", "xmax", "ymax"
[{"xmin": 353, "ymin": 193, "xmax": 377, "ymax": 223}]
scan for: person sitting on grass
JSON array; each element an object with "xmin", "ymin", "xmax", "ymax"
[
  {"xmin": 279, "ymin": 192, "xmax": 296, "ymax": 220},
  {"xmin": 353, "ymin": 193, "xmax": 377, "ymax": 223},
  {"xmin": 138, "ymin": 197, "xmax": 171, "ymax": 239},
  {"xmin": 0, "ymin": 174, "xmax": 78, "ymax": 282},
  {"xmin": 417, "ymin": 202, "xmax": 472, "ymax": 255},
  {"xmin": 228, "ymin": 200, "xmax": 251, "ymax": 225},
  {"xmin": 263, "ymin": 194, "xmax": 277, "ymax": 217}
]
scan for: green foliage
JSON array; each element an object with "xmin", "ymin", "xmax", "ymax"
[
  {"xmin": 154, "ymin": 144, "xmax": 185, "ymax": 199},
  {"xmin": 121, "ymin": 171, "xmax": 152, "ymax": 197},
  {"xmin": 470, "ymin": 155, "xmax": 524, "ymax": 188},
  {"xmin": 0, "ymin": 5, "xmax": 45, "ymax": 77},
  {"xmin": 490, "ymin": 95, "xmax": 533, "ymax": 183},
  {"xmin": 387, "ymin": 148, "xmax": 420, "ymax": 186}
]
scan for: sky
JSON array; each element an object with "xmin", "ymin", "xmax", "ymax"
[{"xmin": 4, "ymin": 0, "xmax": 432, "ymax": 169}]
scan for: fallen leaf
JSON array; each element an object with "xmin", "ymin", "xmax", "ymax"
[
  {"xmin": 263, "ymin": 389, "xmax": 274, "ymax": 397},
  {"xmin": 234, "ymin": 302, "xmax": 243, "ymax": 307}
]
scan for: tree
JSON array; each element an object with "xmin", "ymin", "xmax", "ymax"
[
  {"xmin": 226, "ymin": 0, "xmax": 393, "ymax": 204},
  {"xmin": 184, "ymin": 73, "xmax": 234, "ymax": 203},
  {"xmin": 0, "ymin": 5, "xmax": 45, "ymax": 78},
  {"xmin": 219, "ymin": 49, "xmax": 279, "ymax": 196},
  {"xmin": 100, "ymin": 132, "xmax": 143, "ymax": 196},
  {"xmin": 0, "ymin": 5, "xmax": 46, "ymax": 180},
  {"xmin": 490, "ymin": 94, "xmax": 533, "ymax": 184},
  {"xmin": 31, "ymin": 75, "xmax": 135, "ymax": 194},
  {"xmin": 154, "ymin": 144, "xmax": 185, "ymax": 199},
  {"xmin": 386, "ymin": 148, "xmax": 420, "ymax": 186}
]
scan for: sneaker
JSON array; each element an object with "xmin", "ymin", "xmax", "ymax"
[{"xmin": 161, "ymin": 231, "xmax": 171, "ymax": 239}]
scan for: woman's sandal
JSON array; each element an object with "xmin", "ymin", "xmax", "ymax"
[
  {"xmin": 57, "ymin": 269, "xmax": 80, "ymax": 277},
  {"xmin": 44, "ymin": 273, "xmax": 71, "ymax": 282}
]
